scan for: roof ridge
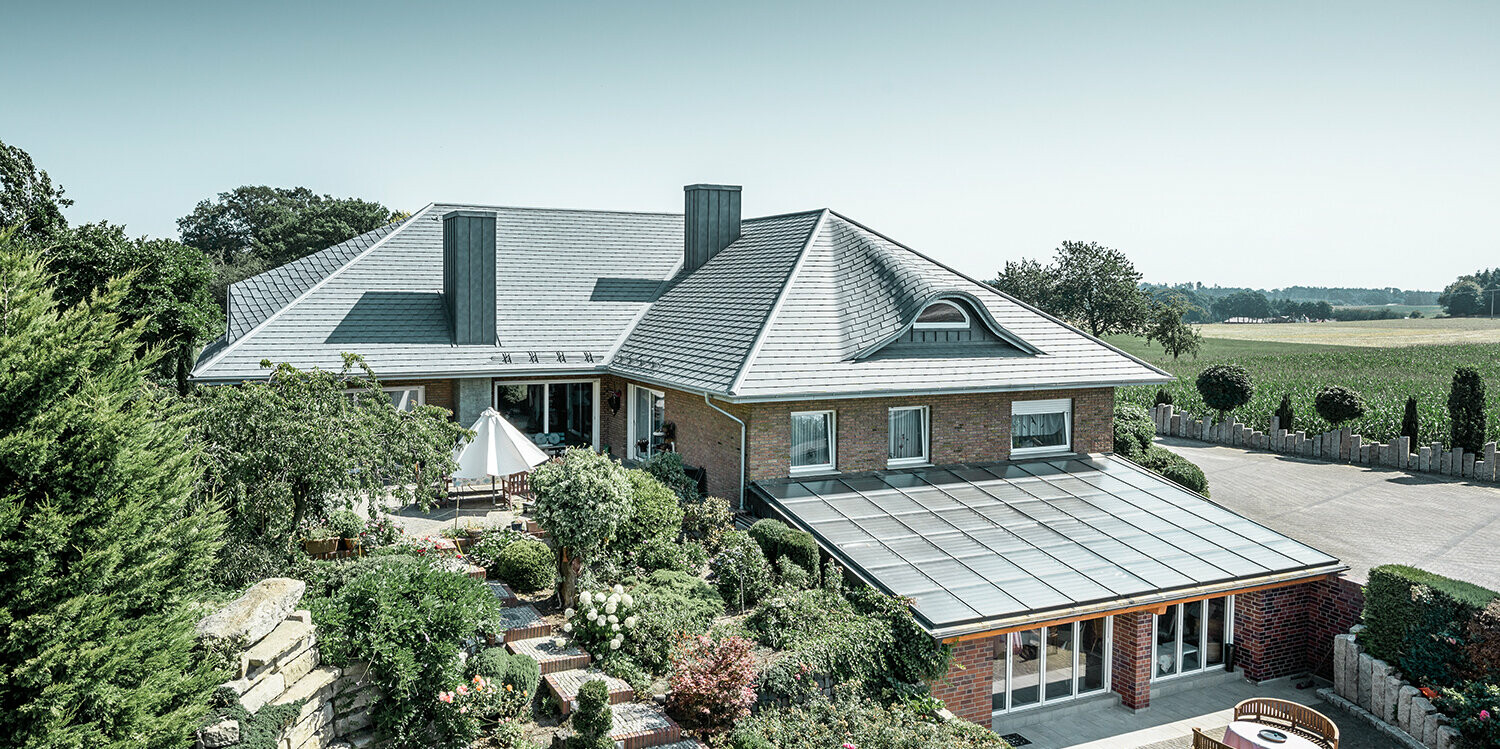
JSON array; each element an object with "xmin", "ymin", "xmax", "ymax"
[
  {"xmin": 427, "ymin": 203, "xmax": 683, "ymax": 217},
  {"xmin": 726, "ymin": 210, "xmax": 829, "ymax": 396}
]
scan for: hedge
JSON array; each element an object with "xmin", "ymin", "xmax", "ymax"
[
  {"xmin": 1361, "ymin": 564, "xmax": 1500, "ymax": 672},
  {"xmin": 1133, "ymin": 446, "xmax": 1210, "ymax": 496},
  {"xmin": 1112, "ymin": 404, "xmax": 1155, "ymax": 458}
]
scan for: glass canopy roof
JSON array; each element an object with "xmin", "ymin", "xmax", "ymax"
[{"xmin": 752, "ymin": 455, "xmax": 1339, "ymax": 633}]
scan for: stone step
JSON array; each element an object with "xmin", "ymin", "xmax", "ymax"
[
  {"xmin": 487, "ymin": 580, "xmax": 519, "ymax": 607},
  {"xmin": 463, "ymin": 563, "xmax": 486, "ymax": 581},
  {"xmin": 610, "ymin": 703, "xmax": 683, "ymax": 749},
  {"xmin": 244, "ymin": 619, "xmax": 315, "ymax": 669},
  {"xmin": 652, "ymin": 742, "xmax": 708, "ymax": 749},
  {"xmin": 489, "ymin": 604, "xmax": 551, "ymax": 644},
  {"xmin": 543, "ymin": 668, "xmax": 633, "ymax": 715},
  {"xmin": 506, "ymin": 636, "xmax": 589, "ymax": 675}
]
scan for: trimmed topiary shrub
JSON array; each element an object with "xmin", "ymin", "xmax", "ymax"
[
  {"xmin": 1113, "ymin": 403, "xmax": 1155, "ymax": 458},
  {"xmin": 466, "ymin": 647, "xmax": 541, "ymax": 704},
  {"xmin": 710, "ymin": 530, "xmax": 773, "ymax": 612},
  {"xmin": 567, "ymin": 678, "xmax": 613, "ymax": 749},
  {"xmin": 1274, "ymin": 393, "xmax": 1296, "ymax": 433},
  {"xmin": 1196, "ymin": 363, "xmax": 1254, "ymax": 418},
  {"xmin": 497, "ymin": 538, "xmax": 556, "ymax": 593},
  {"xmin": 1401, "ymin": 396, "xmax": 1421, "ymax": 447},
  {"xmin": 1135, "ymin": 446, "xmax": 1210, "ymax": 496},
  {"xmin": 1154, "ymin": 388, "xmax": 1174, "ymax": 407},
  {"xmin": 1360, "ymin": 564, "xmax": 1499, "ymax": 671},
  {"xmin": 747, "ymin": 518, "xmax": 820, "ymax": 580},
  {"xmin": 1314, "ymin": 385, "xmax": 1366, "ymax": 426},
  {"xmin": 1449, "ymin": 367, "xmax": 1488, "ymax": 454},
  {"xmin": 619, "ymin": 470, "xmax": 685, "ymax": 549}
]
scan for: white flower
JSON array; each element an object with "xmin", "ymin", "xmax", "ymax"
[
  {"xmin": 611, "ymin": 623, "xmax": 621, "ymax": 632},
  {"xmin": 621, "ymin": 593, "xmax": 633, "ymax": 608},
  {"xmin": 579, "ymin": 592, "xmax": 592, "ymax": 605},
  {"xmin": 607, "ymin": 593, "xmax": 621, "ymax": 605},
  {"xmin": 612, "ymin": 584, "xmax": 624, "ymax": 594},
  {"xmin": 607, "ymin": 614, "xmax": 618, "ymax": 624},
  {"xmin": 610, "ymin": 638, "xmax": 622, "ymax": 650},
  {"xmin": 625, "ymin": 615, "xmax": 638, "ymax": 628},
  {"xmin": 564, "ymin": 608, "xmax": 575, "ymax": 619},
  {"xmin": 586, "ymin": 610, "xmax": 598, "ymax": 622},
  {"xmin": 605, "ymin": 602, "xmax": 617, "ymax": 615},
  {"xmin": 562, "ymin": 623, "xmax": 572, "ymax": 633}
]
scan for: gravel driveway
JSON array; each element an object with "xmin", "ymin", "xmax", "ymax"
[{"xmin": 1159, "ymin": 436, "xmax": 1500, "ymax": 589}]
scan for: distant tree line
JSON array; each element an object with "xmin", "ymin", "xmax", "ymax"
[
  {"xmin": 0, "ymin": 138, "xmax": 401, "ymax": 391},
  {"xmin": 1144, "ymin": 281, "xmax": 1437, "ymax": 308},
  {"xmin": 1438, "ymin": 268, "xmax": 1499, "ymax": 317}
]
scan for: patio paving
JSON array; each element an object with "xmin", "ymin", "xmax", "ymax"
[
  {"xmin": 388, "ymin": 501, "xmax": 516, "ymax": 539},
  {"xmin": 998, "ymin": 673, "xmax": 1400, "ymax": 749},
  {"xmin": 1159, "ymin": 436, "xmax": 1500, "ymax": 588}
]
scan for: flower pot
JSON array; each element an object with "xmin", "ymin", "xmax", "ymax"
[
  {"xmin": 303, "ymin": 538, "xmax": 338, "ymax": 555},
  {"xmin": 340, "ymin": 537, "xmax": 360, "ymax": 551}
]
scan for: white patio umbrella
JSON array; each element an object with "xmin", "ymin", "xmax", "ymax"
[{"xmin": 450, "ymin": 408, "xmax": 551, "ymax": 525}]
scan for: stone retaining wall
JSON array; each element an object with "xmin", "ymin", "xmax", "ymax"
[
  {"xmin": 195, "ymin": 579, "xmax": 380, "ymax": 749},
  {"xmin": 1150, "ymin": 404, "xmax": 1499, "ymax": 482},
  {"xmin": 1333, "ymin": 626, "xmax": 1462, "ymax": 749}
]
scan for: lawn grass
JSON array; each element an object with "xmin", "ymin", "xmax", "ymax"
[
  {"xmin": 1107, "ymin": 334, "xmax": 1500, "ymax": 447},
  {"xmin": 1190, "ymin": 316, "xmax": 1500, "ymax": 348}
]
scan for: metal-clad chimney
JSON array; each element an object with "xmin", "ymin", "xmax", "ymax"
[
  {"xmin": 442, "ymin": 210, "xmax": 497, "ymax": 345},
  {"xmin": 683, "ymin": 184, "xmax": 742, "ymax": 273}
]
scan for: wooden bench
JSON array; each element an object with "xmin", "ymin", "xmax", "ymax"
[{"xmin": 1233, "ymin": 698, "xmax": 1339, "ymax": 749}]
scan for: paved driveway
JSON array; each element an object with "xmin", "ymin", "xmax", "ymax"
[{"xmin": 1160, "ymin": 437, "xmax": 1500, "ymax": 589}]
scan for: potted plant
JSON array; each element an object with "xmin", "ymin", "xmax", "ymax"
[
  {"xmin": 301, "ymin": 521, "xmax": 338, "ymax": 556},
  {"xmin": 328, "ymin": 509, "xmax": 366, "ymax": 551}
]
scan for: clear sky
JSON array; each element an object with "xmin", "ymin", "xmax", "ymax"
[{"xmin": 3, "ymin": 1, "xmax": 1495, "ymax": 291}]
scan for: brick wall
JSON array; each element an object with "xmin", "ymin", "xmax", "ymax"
[
  {"xmin": 1112, "ymin": 611, "xmax": 1153, "ymax": 710},
  {"xmin": 931, "ymin": 636, "xmax": 996, "ymax": 727},
  {"xmin": 383, "ymin": 378, "xmax": 456, "ymax": 416},
  {"xmin": 1235, "ymin": 584, "xmax": 1316, "ymax": 682},
  {"xmin": 745, "ymin": 387, "xmax": 1113, "ymax": 480},
  {"xmin": 600, "ymin": 376, "xmax": 750, "ymax": 503},
  {"xmin": 1303, "ymin": 576, "xmax": 1365, "ymax": 679}
]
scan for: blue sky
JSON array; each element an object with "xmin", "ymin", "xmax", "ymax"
[{"xmin": 3, "ymin": 1, "xmax": 1495, "ymax": 290}]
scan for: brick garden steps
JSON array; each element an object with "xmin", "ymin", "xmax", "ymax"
[
  {"xmin": 543, "ymin": 668, "xmax": 633, "ymax": 715},
  {"xmin": 651, "ymin": 741, "xmax": 708, "ymax": 749},
  {"xmin": 506, "ymin": 636, "xmax": 590, "ymax": 675},
  {"xmin": 489, "ymin": 604, "xmax": 551, "ymax": 644},
  {"xmin": 609, "ymin": 702, "xmax": 683, "ymax": 749},
  {"xmin": 487, "ymin": 581, "xmax": 519, "ymax": 607}
]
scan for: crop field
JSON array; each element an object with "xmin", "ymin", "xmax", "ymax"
[
  {"xmin": 1107, "ymin": 335, "xmax": 1500, "ymax": 447},
  {"xmin": 1333, "ymin": 304, "xmax": 1443, "ymax": 317},
  {"xmin": 1190, "ymin": 316, "xmax": 1500, "ymax": 348}
]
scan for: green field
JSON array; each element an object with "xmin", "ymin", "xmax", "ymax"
[
  {"xmin": 1333, "ymin": 304, "xmax": 1443, "ymax": 317},
  {"xmin": 1107, "ymin": 335, "xmax": 1500, "ymax": 447}
]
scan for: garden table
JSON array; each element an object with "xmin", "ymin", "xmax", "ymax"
[{"xmin": 1222, "ymin": 721, "xmax": 1320, "ymax": 749}]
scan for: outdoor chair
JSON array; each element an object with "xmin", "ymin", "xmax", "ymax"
[
  {"xmin": 1191, "ymin": 728, "xmax": 1233, "ymax": 749},
  {"xmin": 1232, "ymin": 698, "xmax": 1339, "ymax": 749}
]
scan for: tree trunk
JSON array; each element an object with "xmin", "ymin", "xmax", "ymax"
[{"xmin": 557, "ymin": 547, "xmax": 582, "ymax": 608}]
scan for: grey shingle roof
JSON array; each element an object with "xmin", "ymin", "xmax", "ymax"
[
  {"xmin": 194, "ymin": 203, "xmax": 683, "ymax": 381},
  {"xmin": 194, "ymin": 201, "xmax": 1170, "ymax": 398}
]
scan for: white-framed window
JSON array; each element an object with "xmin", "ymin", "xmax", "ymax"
[
  {"xmin": 992, "ymin": 615, "xmax": 1112, "ymax": 714},
  {"xmin": 1152, "ymin": 595, "xmax": 1234, "ymax": 681},
  {"xmin": 790, "ymin": 410, "xmax": 836, "ymax": 475},
  {"xmin": 628, "ymin": 384, "xmax": 667, "ymax": 460},
  {"xmin": 888, "ymin": 406, "xmax": 929, "ymax": 468},
  {"xmin": 1011, "ymin": 398, "xmax": 1072, "ymax": 456},
  {"xmin": 493, "ymin": 379, "xmax": 600, "ymax": 450},
  {"xmin": 913, "ymin": 300, "xmax": 971, "ymax": 330},
  {"xmin": 345, "ymin": 385, "xmax": 426, "ymax": 413}
]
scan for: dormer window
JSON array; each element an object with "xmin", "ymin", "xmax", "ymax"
[{"xmin": 912, "ymin": 300, "xmax": 970, "ymax": 330}]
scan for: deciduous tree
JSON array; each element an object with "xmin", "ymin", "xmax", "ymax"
[
  {"xmin": 0, "ymin": 139, "xmax": 71, "ymax": 239},
  {"xmin": 991, "ymin": 241, "xmax": 1148, "ymax": 336},
  {"xmin": 1144, "ymin": 294, "xmax": 1203, "ymax": 360}
]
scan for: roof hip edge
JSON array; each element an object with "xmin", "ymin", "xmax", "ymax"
[{"xmin": 725, "ymin": 209, "xmax": 829, "ymax": 396}]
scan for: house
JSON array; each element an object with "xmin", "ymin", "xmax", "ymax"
[{"xmin": 192, "ymin": 184, "xmax": 1350, "ymax": 730}]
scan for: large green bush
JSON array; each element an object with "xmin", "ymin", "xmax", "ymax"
[
  {"xmin": 711, "ymin": 530, "xmax": 773, "ymax": 612},
  {"xmin": 1134, "ymin": 446, "xmax": 1210, "ymax": 496},
  {"xmin": 682, "ymin": 495, "xmax": 734, "ymax": 552},
  {"xmin": 618, "ymin": 470, "xmax": 684, "ymax": 549},
  {"xmin": 1361, "ymin": 564, "xmax": 1499, "ymax": 681},
  {"xmin": 1449, "ymin": 367, "xmax": 1489, "ymax": 454},
  {"xmin": 466, "ymin": 647, "xmax": 541, "ymax": 704},
  {"xmin": 497, "ymin": 539, "xmax": 556, "ymax": 593},
  {"xmin": 637, "ymin": 450, "xmax": 701, "ymax": 502},
  {"xmin": 309, "ymin": 555, "xmax": 499, "ymax": 748},
  {"xmin": 530, "ymin": 447, "xmax": 632, "ymax": 604},
  {"xmin": 1196, "ymin": 363, "xmax": 1254, "ymax": 417},
  {"xmin": 719, "ymin": 696, "xmax": 1008, "ymax": 749},
  {"xmin": 1440, "ymin": 680, "xmax": 1500, "ymax": 748},
  {"xmin": 747, "ymin": 518, "xmax": 820, "ymax": 580},
  {"xmin": 1112, "ymin": 403, "xmax": 1155, "ymax": 458},
  {"xmin": 628, "ymin": 570, "xmax": 725, "ymax": 675},
  {"xmin": 467, "ymin": 527, "xmax": 529, "ymax": 577},
  {"xmin": 0, "ymin": 236, "xmax": 227, "ymax": 746}
]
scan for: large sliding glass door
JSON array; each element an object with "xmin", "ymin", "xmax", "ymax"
[
  {"xmin": 1153, "ymin": 596, "xmax": 1234, "ymax": 680},
  {"xmin": 992, "ymin": 616, "xmax": 1111, "ymax": 714},
  {"xmin": 494, "ymin": 380, "xmax": 598, "ymax": 451}
]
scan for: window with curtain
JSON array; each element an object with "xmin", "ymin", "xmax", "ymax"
[
  {"xmin": 630, "ymin": 385, "xmax": 665, "ymax": 460},
  {"xmin": 790, "ymin": 411, "xmax": 834, "ymax": 473},
  {"xmin": 1011, "ymin": 398, "xmax": 1072, "ymax": 455},
  {"xmin": 888, "ymin": 406, "xmax": 928, "ymax": 466}
]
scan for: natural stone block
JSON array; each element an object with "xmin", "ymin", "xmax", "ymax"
[
  {"xmin": 1332, "ymin": 634, "xmax": 1352, "ymax": 698},
  {"xmin": 1382, "ymin": 673, "xmax": 1403, "ymax": 723},
  {"xmin": 1464, "ymin": 453, "xmax": 1475, "ymax": 478},
  {"xmin": 196, "ymin": 717, "xmax": 239, "ymax": 748},
  {"xmin": 1398, "ymin": 684, "xmax": 1419, "ymax": 729},
  {"xmin": 1411, "ymin": 696, "xmax": 1435, "ymax": 741},
  {"xmin": 240, "ymin": 670, "xmax": 285, "ymax": 713},
  {"xmin": 1358, "ymin": 653, "xmax": 1373, "ymax": 710},
  {"xmin": 1370, "ymin": 659, "xmax": 1390, "ymax": 713},
  {"xmin": 1420, "ymin": 447, "xmax": 1431, "ymax": 471},
  {"xmin": 275, "ymin": 666, "xmax": 341, "ymax": 708},
  {"xmin": 244, "ymin": 619, "xmax": 314, "ymax": 668},
  {"xmin": 1437, "ymin": 725, "xmax": 1461, "ymax": 749},
  {"xmin": 335, "ymin": 708, "xmax": 373, "ymax": 736},
  {"xmin": 196, "ymin": 578, "xmax": 306, "ymax": 653},
  {"xmin": 1424, "ymin": 711, "xmax": 1440, "ymax": 747}
]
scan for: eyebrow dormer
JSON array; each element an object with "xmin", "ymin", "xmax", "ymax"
[
  {"xmin": 912, "ymin": 300, "xmax": 971, "ymax": 330},
  {"xmin": 854, "ymin": 293, "xmax": 1042, "ymax": 360}
]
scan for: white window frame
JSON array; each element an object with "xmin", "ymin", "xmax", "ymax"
[
  {"xmin": 993, "ymin": 615, "xmax": 1113, "ymax": 716},
  {"xmin": 345, "ymin": 385, "xmax": 426, "ymax": 412},
  {"xmin": 913, "ymin": 300, "xmax": 972, "ymax": 330},
  {"xmin": 1010, "ymin": 397, "xmax": 1073, "ymax": 457},
  {"xmin": 491, "ymin": 379, "xmax": 601, "ymax": 450},
  {"xmin": 1152, "ymin": 595, "xmax": 1236, "ymax": 682},
  {"xmin": 887, "ymin": 405, "xmax": 930, "ymax": 468},
  {"xmin": 628, "ymin": 384, "xmax": 667, "ymax": 461},
  {"xmin": 789, "ymin": 410, "xmax": 837, "ymax": 476}
]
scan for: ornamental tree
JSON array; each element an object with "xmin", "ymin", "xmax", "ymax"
[
  {"xmin": 1195, "ymin": 364, "xmax": 1254, "ymax": 420},
  {"xmin": 1448, "ymin": 367, "xmax": 1489, "ymax": 454},
  {"xmin": 1401, "ymin": 396, "xmax": 1421, "ymax": 445},
  {"xmin": 1274, "ymin": 394, "xmax": 1296, "ymax": 433},
  {"xmin": 0, "ymin": 230, "xmax": 226, "ymax": 746},
  {"xmin": 1315, "ymin": 386, "xmax": 1367, "ymax": 426},
  {"xmin": 666, "ymin": 635, "xmax": 757, "ymax": 735},
  {"xmin": 530, "ymin": 447, "xmax": 632, "ymax": 605}
]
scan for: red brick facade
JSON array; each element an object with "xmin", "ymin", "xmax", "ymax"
[
  {"xmin": 745, "ymin": 387, "xmax": 1114, "ymax": 481},
  {"xmin": 930, "ymin": 636, "xmax": 996, "ymax": 727},
  {"xmin": 1233, "ymin": 576, "xmax": 1364, "ymax": 682},
  {"xmin": 1111, "ymin": 611, "xmax": 1154, "ymax": 710},
  {"xmin": 1304, "ymin": 576, "xmax": 1365, "ymax": 679},
  {"xmin": 382, "ymin": 378, "xmax": 456, "ymax": 415}
]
